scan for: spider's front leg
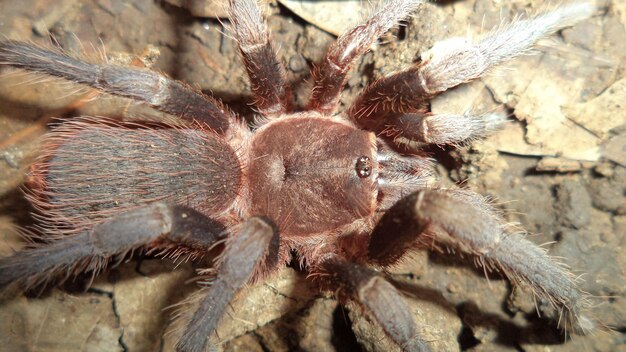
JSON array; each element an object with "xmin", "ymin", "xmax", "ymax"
[
  {"xmin": 349, "ymin": 2, "xmax": 595, "ymax": 145},
  {"xmin": 317, "ymin": 254, "xmax": 430, "ymax": 352},
  {"xmin": 176, "ymin": 216, "xmax": 279, "ymax": 352},
  {"xmin": 369, "ymin": 189, "xmax": 593, "ymax": 333},
  {"xmin": 0, "ymin": 203, "xmax": 225, "ymax": 291},
  {"xmin": 306, "ymin": 0, "xmax": 422, "ymax": 114}
]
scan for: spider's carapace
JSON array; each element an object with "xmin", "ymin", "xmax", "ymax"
[{"xmin": 247, "ymin": 116, "xmax": 378, "ymax": 236}]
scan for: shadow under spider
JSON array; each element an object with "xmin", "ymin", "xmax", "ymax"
[{"xmin": 388, "ymin": 254, "xmax": 571, "ymax": 349}]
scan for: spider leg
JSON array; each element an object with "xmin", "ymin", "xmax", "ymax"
[
  {"xmin": 318, "ymin": 255, "xmax": 430, "ymax": 352},
  {"xmin": 368, "ymin": 188, "xmax": 594, "ymax": 333},
  {"xmin": 0, "ymin": 41, "xmax": 233, "ymax": 133},
  {"xmin": 306, "ymin": 0, "xmax": 422, "ymax": 115},
  {"xmin": 176, "ymin": 216, "xmax": 278, "ymax": 352},
  {"xmin": 349, "ymin": 3, "xmax": 594, "ymax": 140},
  {"xmin": 388, "ymin": 111, "xmax": 506, "ymax": 147},
  {"xmin": 229, "ymin": 0, "xmax": 291, "ymax": 119},
  {"xmin": 0, "ymin": 203, "xmax": 225, "ymax": 291}
]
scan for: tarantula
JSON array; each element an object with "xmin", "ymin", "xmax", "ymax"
[{"xmin": 0, "ymin": 0, "xmax": 596, "ymax": 351}]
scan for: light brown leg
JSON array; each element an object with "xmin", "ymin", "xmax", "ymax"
[
  {"xmin": 306, "ymin": 0, "xmax": 422, "ymax": 115},
  {"xmin": 229, "ymin": 0, "xmax": 291, "ymax": 119}
]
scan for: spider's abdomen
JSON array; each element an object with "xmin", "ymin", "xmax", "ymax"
[
  {"xmin": 28, "ymin": 119, "xmax": 241, "ymax": 234},
  {"xmin": 247, "ymin": 117, "xmax": 378, "ymax": 237}
]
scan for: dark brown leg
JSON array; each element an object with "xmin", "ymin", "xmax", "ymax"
[
  {"xmin": 0, "ymin": 203, "xmax": 225, "ymax": 291},
  {"xmin": 318, "ymin": 255, "xmax": 430, "ymax": 352},
  {"xmin": 368, "ymin": 188, "xmax": 593, "ymax": 333},
  {"xmin": 229, "ymin": 0, "xmax": 291, "ymax": 119},
  {"xmin": 306, "ymin": 0, "xmax": 421, "ymax": 115},
  {"xmin": 349, "ymin": 3, "xmax": 594, "ymax": 138},
  {"xmin": 0, "ymin": 41, "xmax": 233, "ymax": 133},
  {"xmin": 176, "ymin": 217, "xmax": 278, "ymax": 352}
]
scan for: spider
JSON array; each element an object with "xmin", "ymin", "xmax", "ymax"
[{"xmin": 0, "ymin": 0, "xmax": 597, "ymax": 351}]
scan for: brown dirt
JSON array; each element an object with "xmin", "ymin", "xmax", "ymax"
[{"xmin": 0, "ymin": 0, "xmax": 624, "ymax": 351}]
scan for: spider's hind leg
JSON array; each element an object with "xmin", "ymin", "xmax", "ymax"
[
  {"xmin": 0, "ymin": 41, "xmax": 234, "ymax": 133},
  {"xmin": 0, "ymin": 203, "xmax": 225, "ymax": 292}
]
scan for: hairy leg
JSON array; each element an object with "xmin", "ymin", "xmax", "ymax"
[
  {"xmin": 0, "ymin": 203, "xmax": 225, "ymax": 291},
  {"xmin": 176, "ymin": 217, "xmax": 278, "ymax": 352},
  {"xmin": 386, "ymin": 111, "xmax": 506, "ymax": 147},
  {"xmin": 0, "ymin": 41, "xmax": 233, "ymax": 133},
  {"xmin": 318, "ymin": 255, "xmax": 430, "ymax": 352},
  {"xmin": 229, "ymin": 0, "xmax": 291, "ymax": 118},
  {"xmin": 306, "ymin": 0, "xmax": 422, "ymax": 115},
  {"xmin": 349, "ymin": 3, "xmax": 594, "ymax": 137},
  {"xmin": 368, "ymin": 188, "xmax": 593, "ymax": 333}
]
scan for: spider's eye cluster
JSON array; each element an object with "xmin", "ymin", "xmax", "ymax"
[{"xmin": 355, "ymin": 156, "xmax": 372, "ymax": 178}]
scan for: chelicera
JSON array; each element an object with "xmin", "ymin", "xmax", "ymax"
[{"xmin": 0, "ymin": 1, "xmax": 596, "ymax": 351}]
